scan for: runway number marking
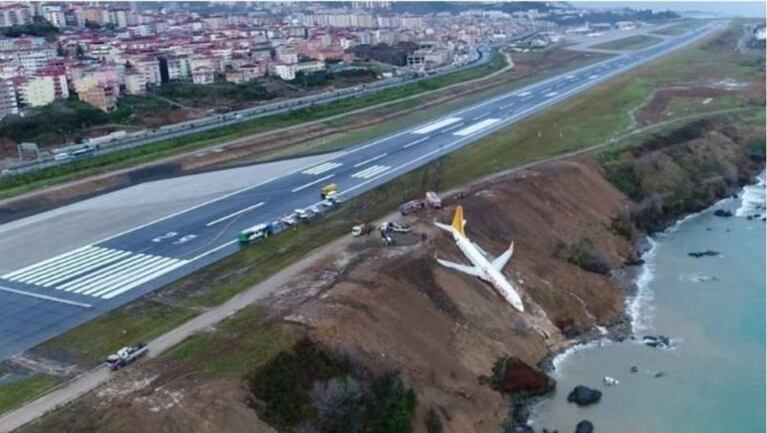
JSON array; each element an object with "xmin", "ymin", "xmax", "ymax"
[{"xmin": 152, "ymin": 232, "xmax": 178, "ymax": 243}]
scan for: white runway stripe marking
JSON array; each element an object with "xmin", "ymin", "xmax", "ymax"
[
  {"xmin": 0, "ymin": 246, "xmax": 189, "ymax": 299},
  {"xmin": 518, "ymin": 91, "xmax": 532, "ymax": 97},
  {"xmin": 499, "ymin": 101, "xmax": 515, "ymax": 110},
  {"xmin": 545, "ymin": 91, "xmax": 559, "ymax": 98},
  {"xmin": 291, "ymin": 174, "xmax": 334, "ymax": 193},
  {"xmin": 17, "ymin": 248, "xmax": 128, "ymax": 286},
  {"xmin": 351, "ymin": 165, "xmax": 390, "ymax": 179},
  {"xmin": 206, "ymin": 201, "xmax": 265, "ymax": 227},
  {"xmin": 452, "ymin": 118, "xmax": 501, "ymax": 137},
  {"xmin": 412, "ymin": 117, "xmax": 462, "ymax": 135},
  {"xmin": 442, "ymin": 122, "xmax": 465, "ymax": 133},
  {"xmin": 302, "ymin": 161, "xmax": 342, "ymax": 175},
  {"xmin": 30, "ymin": 249, "xmax": 130, "ymax": 286},
  {"xmin": 60, "ymin": 254, "xmax": 157, "ymax": 292},
  {"xmin": 0, "ymin": 286, "xmax": 92, "ymax": 308},
  {"xmin": 402, "ymin": 136, "xmax": 430, "ymax": 149},
  {"xmin": 6, "ymin": 247, "xmax": 108, "ymax": 282},
  {"xmin": 2, "ymin": 246, "xmax": 90, "ymax": 279},
  {"xmin": 353, "ymin": 153, "xmax": 387, "ymax": 168},
  {"xmin": 99, "ymin": 261, "xmax": 188, "ymax": 300},
  {"xmin": 79, "ymin": 257, "xmax": 178, "ymax": 296}
]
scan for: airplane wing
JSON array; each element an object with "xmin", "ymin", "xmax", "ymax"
[
  {"xmin": 491, "ymin": 242, "xmax": 514, "ymax": 272},
  {"xmin": 437, "ymin": 258, "xmax": 482, "ymax": 277},
  {"xmin": 434, "ymin": 221, "xmax": 453, "ymax": 233}
]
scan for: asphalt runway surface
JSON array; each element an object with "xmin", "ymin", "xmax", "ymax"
[{"xmin": 0, "ymin": 22, "xmax": 720, "ymax": 361}]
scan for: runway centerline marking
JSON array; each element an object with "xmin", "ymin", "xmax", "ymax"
[
  {"xmin": 0, "ymin": 286, "xmax": 92, "ymax": 308},
  {"xmin": 442, "ymin": 122, "xmax": 465, "ymax": 133},
  {"xmin": 403, "ymin": 136, "xmax": 431, "ymax": 149},
  {"xmin": 291, "ymin": 174, "xmax": 334, "ymax": 193},
  {"xmin": 353, "ymin": 153, "xmax": 387, "ymax": 168},
  {"xmin": 206, "ymin": 201, "xmax": 266, "ymax": 227}
]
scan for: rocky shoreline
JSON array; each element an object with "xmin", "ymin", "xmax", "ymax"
[{"xmin": 510, "ymin": 173, "xmax": 765, "ymax": 433}]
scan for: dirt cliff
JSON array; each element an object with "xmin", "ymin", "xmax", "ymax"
[{"xmin": 277, "ymin": 158, "xmax": 635, "ymax": 432}]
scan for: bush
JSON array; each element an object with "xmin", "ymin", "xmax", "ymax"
[
  {"xmin": 567, "ymin": 239, "xmax": 611, "ymax": 275},
  {"xmin": 250, "ymin": 338, "xmax": 416, "ymax": 433},
  {"xmin": 250, "ymin": 338, "xmax": 347, "ymax": 429},
  {"xmin": 368, "ymin": 372, "xmax": 416, "ymax": 433}
]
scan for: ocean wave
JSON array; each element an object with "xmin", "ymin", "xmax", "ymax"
[
  {"xmin": 679, "ymin": 273, "xmax": 719, "ymax": 283},
  {"xmin": 735, "ymin": 171, "xmax": 766, "ymax": 218},
  {"xmin": 629, "ymin": 237, "xmax": 658, "ymax": 335},
  {"xmin": 549, "ymin": 338, "xmax": 614, "ymax": 379}
]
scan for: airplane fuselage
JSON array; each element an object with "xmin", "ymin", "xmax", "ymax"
[{"xmin": 450, "ymin": 229, "xmax": 525, "ymax": 312}]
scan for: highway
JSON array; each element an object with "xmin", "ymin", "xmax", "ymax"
[{"xmin": 0, "ymin": 22, "xmax": 720, "ymax": 361}]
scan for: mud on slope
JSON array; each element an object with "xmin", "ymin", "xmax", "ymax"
[{"xmin": 269, "ymin": 158, "xmax": 635, "ymax": 432}]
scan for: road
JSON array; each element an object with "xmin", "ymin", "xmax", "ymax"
[{"xmin": 0, "ymin": 22, "xmax": 721, "ymax": 362}]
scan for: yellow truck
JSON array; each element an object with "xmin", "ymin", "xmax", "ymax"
[{"xmin": 320, "ymin": 183, "xmax": 338, "ymax": 200}]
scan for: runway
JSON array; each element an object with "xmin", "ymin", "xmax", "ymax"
[{"xmin": 0, "ymin": 22, "xmax": 720, "ymax": 361}]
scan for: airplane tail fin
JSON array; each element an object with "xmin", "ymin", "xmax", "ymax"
[{"xmin": 451, "ymin": 205, "xmax": 466, "ymax": 237}]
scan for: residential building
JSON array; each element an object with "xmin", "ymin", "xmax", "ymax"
[
  {"xmin": 270, "ymin": 63, "xmax": 296, "ymax": 80},
  {"xmin": 37, "ymin": 66, "xmax": 70, "ymax": 99},
  {"xmin": 124, "ymin": 70, "xmax": 147, "ymax": 95},
  {"xmin": 0, "ymin": 77, "xmax": 19, "ymax": 119},
  {"xmin": 191, "ymin": 66, "xmax": 215, "ymax": 84},
  {"xmin": 14, "ymin": 76, "xmax": 56, "ymax": 108},
  {"xmin": 159, "ymin": 55, "xmax": 190, "ymax": 82},
  {"xmin": 42, "ymin": 5, "xmax": 67, "ymax": 28},
  {"xmin": 0, "ymin": 3, "xmax": 32, "ymax": 28},
  {"xmin": 75, "ymin": 77, "xmax": 119, "ymax": 112}
]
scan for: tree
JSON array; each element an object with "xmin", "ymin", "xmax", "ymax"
[{"xmin": 310, "ymin": 376, "xmax": 365, "ymax": 433}]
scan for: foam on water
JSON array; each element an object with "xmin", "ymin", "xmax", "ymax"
[
  {"xmin": 533, "ymin": 174, "xmax": 766, "ymax": 433},
  {"xmin": 629, "ymin": 237, "xmax": 657, "ymax": 335},
  {"xmin": 735, "ymin": 170, "xmax": 766, "ymax": 217}
]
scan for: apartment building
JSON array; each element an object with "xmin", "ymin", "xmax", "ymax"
[{"xmin": 0, "ymin": 3, "xmax": 32, "ymax": 28}]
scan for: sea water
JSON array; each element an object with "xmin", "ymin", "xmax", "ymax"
[{"xmin": 532, "ymin": 172, "xmax": 766, "ymax": 433}]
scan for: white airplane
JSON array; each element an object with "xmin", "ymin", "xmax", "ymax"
[{"xmin": 435, "ymin": 205, "xmax": 525, "ymax": 312}]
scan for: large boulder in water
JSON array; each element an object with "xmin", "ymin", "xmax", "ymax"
[
  {"xmin": 642, "ymin": 335, "xmax": 672, "ymax": 348},
  {"xmin": 713, "ymin": 209, "xmax": 733, "ymax": 218},
  {"xmin": 575, "ymin": 420, "xmax": 594, "ymax": 433},
  {"xmin": 688, "ymin": 250, "xmax": 720, "ymax": 258},
  {"xmin": 498, "ymin": 356, "xmax": 555, "ymax": 396},
  {"xmin": 567, "ymin": 386, "xmax": 602, "ymax": 406}
]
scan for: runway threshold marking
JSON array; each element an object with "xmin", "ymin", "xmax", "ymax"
[
  {"xmin": 291, "ymin": 174, "xmax": 334, "ymax": 193},
  {"xmin": 0, "ymin": 286, "xmax": 92, "ymax": 308},
  {"xmin": 353, "ymin": 153, "xmax": 387, "ymax": 168},
  {"xmin": 206, "ymin": 201, "xmax": 265, "ymax": 227}
]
